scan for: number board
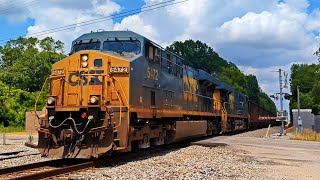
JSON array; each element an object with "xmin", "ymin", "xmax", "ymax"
[{"xmin": 109, "ymin": 66, "xmax": 129, "ymax": 73}]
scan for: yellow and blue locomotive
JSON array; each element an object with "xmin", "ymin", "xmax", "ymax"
[{"xmin": 31, "ymin": 31, "xmax": 273, "ymax": 158}]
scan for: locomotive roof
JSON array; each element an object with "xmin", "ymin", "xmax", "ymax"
[
  {"xmin": 217, "ymin": 83, "xmax": 234, "ymax": 92},
  {"xmin": 72, "ymin": 30, "xmax": 146, "ymax": 45},
  {"xmin": 198, "ymin": 70, "xmax": 220, "ymax": 86}
]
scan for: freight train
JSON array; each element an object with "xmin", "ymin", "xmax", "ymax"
[{"xmin": 29, "ymin": 31, "xmax": 276, "ymax": 158}]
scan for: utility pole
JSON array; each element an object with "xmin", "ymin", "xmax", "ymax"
[
  {"xmin": 297, "ymin": 85, "xmax": 302, "ymax": 133},
  {"xmin": 279, "ymin": 69, "xmax": 284, "ymax": 136}
]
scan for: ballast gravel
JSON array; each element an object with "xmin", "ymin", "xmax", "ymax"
[
  {"xmin": 0, "ymin": 127, "xmax": 286, "ymax": 179},
  {"xmin": 69, "ymin": 146, "xmax": 275, "ymax": 180},
  {"xmin": 0, "ymin": 145, "xmax": 54, "ymax": 168}
]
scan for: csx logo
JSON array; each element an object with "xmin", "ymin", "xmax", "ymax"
[{"xmin": 68, "ymin": 70, "xmax": 104, "ymax": 86}]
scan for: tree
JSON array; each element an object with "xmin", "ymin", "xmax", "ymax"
[
  {"xmin": 290, "ymin": 63, "xmax": 320, "ymax": 114},
  {"xmin": 0, "ymin": 37, "xmax": 65, "ymax": 92},
  {"xmin": 0, "ymin": 37, "xmax": 64, "ymax": 127},
  {"xmin": 245, "ymin": 75, "xmax": 260, "ymax": 104},
  {"xmin": 219, "ymin": 67, "xmax": 248, "ymax": 94},
  {"xmin": 167, "ymin": 40, "xmax": 233, "ymax": 77}
]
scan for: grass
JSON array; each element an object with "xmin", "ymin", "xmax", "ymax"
[
  {"xmin": 291, "ymin": 129, "xmax": 320, "ymax": 142},
  {"xmin": 0, "ymin": 125, "xmax": 24, "ymax": 133}
]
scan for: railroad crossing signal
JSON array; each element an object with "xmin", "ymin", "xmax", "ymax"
[{"xmin": 284, "ymin": 93, "xmax": 291, "ymax": 100}]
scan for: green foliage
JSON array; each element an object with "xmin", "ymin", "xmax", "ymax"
[
  {"xmin": 245, "ymin": 75, "xmax": 260, "ymax": 104},
  {"xmin": 219, "ymin": 67, "xmax": 248, "ymax": 95},
  {"xmin": 290, "ymin": 64, "xmax": 320, "ymax": 114},
  {"xmin": 167, "ymin": 39, "xmax": 277, "ymax": 113},
  {"xmin": 0, "ymin": 37, "xmax": 64, "ymax": 128},
  {"xmin": 259, "ymin": 92, "xmax": 277, "ymax": 113},
  {"xmin": 167, "ymin": 40, "xmax": 234, "ymax": 77},
  {"xmin": 0, "ymin": 37, "xmax": 65, "ymax": 92},
  {"xmin": 0, "ymin": 124, "xmax": 25, "ymax": 133},
  {"xmin": 0, "ymin": 80, "xmax": 38, "ymax": 127}
]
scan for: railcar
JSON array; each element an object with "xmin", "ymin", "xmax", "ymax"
[{"xmin": 30, "ymin": 31, "xmax": 274, "ymax": 158}]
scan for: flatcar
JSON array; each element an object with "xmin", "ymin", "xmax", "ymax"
[{"xmin": 30, "ymin": 31, "xmax": 275, "ymax": 158}]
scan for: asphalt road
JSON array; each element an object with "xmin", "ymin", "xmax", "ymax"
[{"xmin": 193, "ymin": 135, "xmax": 320, "ymax": 179}]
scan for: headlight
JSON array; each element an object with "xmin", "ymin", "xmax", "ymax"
[
  {"xmin": 82, "ymin": 55, "xmax": 88, "ymax": 61},
  {"xmin": 47, "ymin": 97, "xmax": 55, "ymax": 105},
  {"xmin": 81, "ymin": 61, "xmax": 88, "ymax": 68},
  {"xmin": 90, "ymin": 96, "xmax": 99, "ymax": 104}
]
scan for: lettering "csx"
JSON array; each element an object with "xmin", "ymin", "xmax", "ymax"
[{"xmin": 68, "ymin": 70, "xmax": 104, "ymax": 86}]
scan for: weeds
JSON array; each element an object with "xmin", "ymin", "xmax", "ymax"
[
  {"xmin": 0, "ymin": 125, "xmax": 24, "ymax": 133},
  {"xmin": 291, "ymin": 129, "xmax": 320, "ymax": 142}
]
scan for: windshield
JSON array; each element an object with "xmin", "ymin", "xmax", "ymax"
[
  {"xmin": 103, "ymin": 40, "xmax": 141, "ymax": 54},
  {"xmin": 72, "ymin": 41, "xmax": 101, "ymax": 53}
]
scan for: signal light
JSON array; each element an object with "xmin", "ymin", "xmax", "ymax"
[
  {"xmin": 270, "ymin": 94, "xmax": 278, "ymax": 100},
  {"xmin": 81, "ymin": 54, "xmax": 89, "ymax": 68},
  {"xmin": 90, "ymin": 96, "xmax": 99, "ymax": 104},
  {"xmin": 81, "ymin": 61, "xmax": 88, "ymax": 68},
  {"xmin": 82, "ymin": 55, "xmax": 88, "ymax": 61},
  {"xmin": 47, "ymin": 97, "xmax": 55, "ymax": 105},
  {"xmin": 284, "ymin": 93, "xmax": 291, "ymax": 100}
]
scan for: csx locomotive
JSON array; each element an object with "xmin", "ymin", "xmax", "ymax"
[{"xmin": 30, "ymin": 31, "xmax": 276, "ymax": 158}]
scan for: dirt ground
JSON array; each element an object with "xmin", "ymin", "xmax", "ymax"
[
  {"xmin": 1, "ymin": 130, "xmax": 319, "ymax": 179},
  {"xmin": 194, "ymin": 135, "xmax": 320, "ymax": 180}
]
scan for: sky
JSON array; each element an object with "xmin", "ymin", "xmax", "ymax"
[{"xmin": 1, "ymin": 0, "xmax": 320, "ymax": 114}]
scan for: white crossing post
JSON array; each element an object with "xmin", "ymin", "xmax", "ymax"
[
  {"xmin": 2, "ymin": 131, "xmax": 6, "ymax": 145},
  {"xmin": 265, "ymin": 124, "xmax": 271, "ymax": 137}
]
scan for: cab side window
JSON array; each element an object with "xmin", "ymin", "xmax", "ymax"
[
  {"xmin": 154, "ymin": 48, "xmax": 160, "ymax": 64},
  {"xmin": 148, "ymin": 45, "xmax": 154, "ymax": 60},
  {"xmin": 166, "ymin": 54, "xmax": 172, "ymax": 73},
  {"xmin": 145, "ymin": 43, "xmax": 160, "ymax": 65}
]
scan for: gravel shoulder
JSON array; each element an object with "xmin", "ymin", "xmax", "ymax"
[{"xmin": 195, "ymin": 129, "xmax": 320, "ymax": 180}]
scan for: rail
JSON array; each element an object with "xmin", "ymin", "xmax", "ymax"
[
  {"xmin": 0, "ymin": 153, "xmax": 40, "ymax": 161},
  {"xmin": 0, "ymin": 159, "xmax": 95, "ymax": 180}
]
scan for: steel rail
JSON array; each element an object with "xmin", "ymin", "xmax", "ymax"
[
  {"xmin": 0, "ymin": 153, "xmax": 40, "ymax": 161},
  {"xmin": 0, "ymin": 159, "xmax": 95, "ymax": 180},
  {"xmin": 13, "ymin": 161, "xmax": 95, "ymax": 180},
  {"xmin": 0, "ymin": 151, "xmax": 24, "ymax": 156},
  {"xmin": 0, "ymin": 159, "xmax": 61, "ymax": 175}
]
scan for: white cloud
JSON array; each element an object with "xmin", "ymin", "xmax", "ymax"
[
  {"xmin": 25, "ymin": 0, "xmax": 121, "ymax": 51},
  {"xmin": 3, "ymin": 0, "xmax": 320, "ymax": 112},
  {"xmin": 0, "ymin": 0, "xmax": 32, "ymax": 23}
]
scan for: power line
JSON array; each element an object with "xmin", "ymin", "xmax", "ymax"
[
  {"xmin": 0, "ymin": 0, "xmax": 17, "ymax": 6},
  {"xmin": 0, "ymin": 0, "xmax": 37, "ymax": 14},
  {"xmin": 0, "ymin": 0, "xmax": 188, "ymax": 44},
  {"xmin": 24, "ymin": 0, "xmax": 176, "ymax": 38}
]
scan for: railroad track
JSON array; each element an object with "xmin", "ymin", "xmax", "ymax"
[
  {"xmin": 0, "ymin": 159, "xmax": 96, "ymax": 180},
  {"xmin": 0, "ymin": 151, "xmax": 25, "ymax": 156},
  {"xmin": 0, "ymin": 153, "xmax": 40, "ymax": 161},
  {"xmin": 0, "ymin": 134, "xmax": 235, "ymax": 179},
  {"xmin": 0, "ymin": 141, "xmax": 192, "ymax": 179}
]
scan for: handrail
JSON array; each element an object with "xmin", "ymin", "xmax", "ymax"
[
  {"xmin": 109, "ymin": 78, "xmax": 122, "ymax": 129},
  {"xmin": 34, "ymin": 77, "xmax": 50, "ymax": 127},
  {"xmin": 111, "ymin": 76, "xmax": 129, "ymax": 106}
]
